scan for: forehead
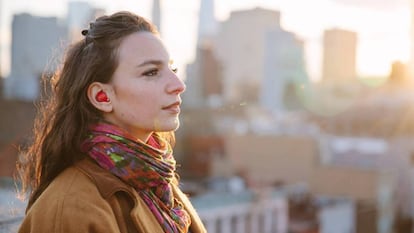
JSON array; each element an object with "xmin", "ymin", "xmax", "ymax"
[{"xmin": 117, "ymin": 31, "xmax": 169, "ymax": 63}]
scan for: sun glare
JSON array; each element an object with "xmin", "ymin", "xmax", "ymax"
[{"xmin": 354, "ymin": 7, "xmax": 411, "ymax": 77}]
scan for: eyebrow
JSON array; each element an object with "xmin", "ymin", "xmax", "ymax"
[
  {"xmin": 137, "ymin": 59, "xmax": 174, "ymax": 67},
  {"xmin": 137, "ymin": 60, "xmax": 163, "ymax": 67}
]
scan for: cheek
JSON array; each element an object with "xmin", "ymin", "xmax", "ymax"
[
  {"xmin": 115, "ymin": 84, "xmax": 160, "ymax": 118},
  {"xmin": 117, "ymin": 86, "xmax": 147, "ymax": 109},
  {"xmin": 130, "ymin": 100, "xmax": 158, "ymax": 122}
]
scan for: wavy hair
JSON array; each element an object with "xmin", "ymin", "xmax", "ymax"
[{"xmin": 18, "ymin": 11, "xmax": 162, "ymax": 209}]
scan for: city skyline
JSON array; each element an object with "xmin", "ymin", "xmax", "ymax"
[{"xmin": 0, "ymin": 0, "xmax": 410, "ymax": 81}]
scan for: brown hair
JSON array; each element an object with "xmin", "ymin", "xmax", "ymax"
[{"xmin": 18, "ymin": 11, "xmax": 159, "ymax": 209}]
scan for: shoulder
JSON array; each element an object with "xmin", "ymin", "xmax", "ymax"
[
  {"xmin": 19, "ymin": 165, "xmax": 121, "ymax": 233},
  {"xmin": 39, "ymin": 163, "xmax": 107, "ymax": 205}
]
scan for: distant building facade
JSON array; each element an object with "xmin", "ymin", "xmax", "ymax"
[
  {"xmin": 0, "ymin": 0, "xmax": 3, "ymax": 79},
  {"xmin": 322, "ymin": 28, "xmax": 357, "ymax": 83},
  {"xmin": 185, "ymin": 6, "xmax": 309, "ymax": 112},
  {"xmin": 184, "ymin": 45, "xmax": 223, "ymax": 108},
  {"xmin": 0, "ymin": 78, "xmax": 3, "ymax": 99},
  {"xmin": 224, "ymin": 133, "xmax": 398, "ymax": 233},
  {"xmin": 410, "ymin": 0, "xmax": 414, "ymax": 77},
  {"xmin": 214, "ymin": 8, "xmax": 281, "ymax": 104},
  {"xmin": 151, "ymin": 0, "xmax": 161, "ymax": 33},
  {"xmin": 4, "ymin": 13, "xmax": 67, "ymax": 100},
  {"xmin": 67, "ymin": 1, "xmax": 104, "ymax": 42},
  {"xmin": 197, "ymin": 0, "xmax": 218, "ymax": 47},
  {"xmin": 260, "ymin": 28, "xmax": 308, "ymax": 113},
  {"xmin": 388, "ymin": 61, "xmax": 409, "ymax": 86},
  {"xmin": 183, "ymin": 0, "xmax": 222, "ymax": 108},
  {"xmin": 193, "ymin": 190, "xmax": 288, "ymax": 233}
]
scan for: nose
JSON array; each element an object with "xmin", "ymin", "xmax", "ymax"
[{"xmin": 166, "ymin": 71, "xmax": 186, "ymax": 94}]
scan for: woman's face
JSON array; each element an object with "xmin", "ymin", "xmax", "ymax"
[{"xmin": 104, "ymin": 31, "xmax": 185, "ymax": 142}]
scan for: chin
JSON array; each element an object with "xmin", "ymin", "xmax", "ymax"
[
  {"xmin": 154, "ymin": 118, "xmax": 180, "ymax": 132},
  {"xmin": 167, "ymin": 121, "xmax": 180, "ymax": 131}
]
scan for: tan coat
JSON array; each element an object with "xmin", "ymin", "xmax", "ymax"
[{"xmin": 18, "ymin": 159, "xmax": 206, "ymax": 233}]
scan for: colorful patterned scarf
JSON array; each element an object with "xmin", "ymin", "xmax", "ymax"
[{"xmin": 81, "ymin": 123, "xmax": 191, "ymax": 233}]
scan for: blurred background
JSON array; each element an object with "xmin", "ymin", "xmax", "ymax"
[{"xmin": 0, "ymin": 0, "xmax": 413, "ymax": 232}]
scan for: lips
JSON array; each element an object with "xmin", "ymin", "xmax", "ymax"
[{"xmin": 162, "ymin": 101, "xmax": 181, "ymax": 113}]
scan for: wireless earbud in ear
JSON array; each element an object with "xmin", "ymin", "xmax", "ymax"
[{"xmin": 96, "ymin": 90, "xmax": 110, "ymax": 102}]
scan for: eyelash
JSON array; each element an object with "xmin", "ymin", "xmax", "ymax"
[
  {"xmin": 142, "ymin": 66, "xmax": 178, "ymax": 77},
  {"xmin": 143, "ymin": 69, "xmax": 158, "ymax": 76}
]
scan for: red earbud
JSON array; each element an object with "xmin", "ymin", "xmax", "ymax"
[{"xmin": 96, "ymin": 90, "xmax": 109, "ymax": 102}]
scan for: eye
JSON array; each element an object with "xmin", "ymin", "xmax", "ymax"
[{"xmin": 143, "ymin": 68, "xmax": 158, "ymax": 76}]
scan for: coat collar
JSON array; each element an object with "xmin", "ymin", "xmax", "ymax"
[
  {"xmin": 75, "ymin": 158, "xmax": 135, "ymax": 199},
  {"xmin": 75, "ymin": 158, "xmax": 207, "ymax": 233}
]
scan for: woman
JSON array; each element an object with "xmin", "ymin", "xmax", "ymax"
[{"xmin": 18, "ymin": 11, "xmax": 206, "ymax": 233}]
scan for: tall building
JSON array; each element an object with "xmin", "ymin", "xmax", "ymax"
[
  {"xmin": 4, "ymin": 13, "xmax": 67, "ymax": 100},
  {"xmin": 410, "ymin": 0, "xmax": 414, "ymax": 77},
  {"xmin": 0, "ymin": 0, "xmax": 2, "ymax": 79},
  {"xmin": 197, "ymin": 0, "xmax": 217, "ymax": 46},
  {"xmin": 184, "ymin": 45, "xmax": 223, "ymax": 108},
  {"xmin": 214, "ymin": 8, "xmax": 281, "ymax": 104},
  {"xmin": 260, "ymin": 29, "xmax": 309, "ymax": 113},
  {"xmin": 322, "ymin": 28, "xmax": 357, "ymax": 83},
  {"xmin": 183, "ymin": 0, "xmax": 221, "ymax": 109},
  {"xmin": 152, "ymin": 0, "xmax": 161, "ymax": 33},
  {"xmin": 67, "ymin": 1, "xmax": 104, "ymax": 42}
]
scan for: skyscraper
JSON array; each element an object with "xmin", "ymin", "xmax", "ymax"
[
  {"xmin": 0, "ymin": 0, "xmax": 3, "ymax": 97},
  {"xmin": 4, "ymin": 13, "xmax": 67, "ymax": 100},
  {"xmin": 152, "ymin": 0, "xmax": 161, "ymax": 34},
  {"xmin": 214, "ymin": 8, "xmax": 281, "ymax": 104},
  {"xmin": 197, "ymin": 0, "xmax": 217, "ymax": 46},
  {"xmin": 322, "ymin": 28, "xmax": 357, "ymax": 82},
  {"xmin": 67, "ymin": 1, "xmax": 105, "ymax": 42},
  {"xmin": 184, "ymin": 45, "xmax": 223, "ymax": 109},
  {"xmin": 183, "ymin": 0, "xmax": 220, "ymax": 108},
  {"xmin": 260, "ymin": 29, "xmax": 308, "ymax": 112},
  {"xmin": 0, "ymin": 0, "xmax": 2, "ymax": 78},
  {"xmin": 410, "ymin": 0, "xmax": 414, "ymax": 77}
]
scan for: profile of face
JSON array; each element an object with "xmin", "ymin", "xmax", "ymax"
[{"xmin": 88, "ymin": 32, "xmax": 186, "ymax": 142}]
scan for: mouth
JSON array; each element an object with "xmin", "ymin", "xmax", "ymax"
[{"xmin": 162, "ymin": 101, "xmax": 181, "ymax": 113}]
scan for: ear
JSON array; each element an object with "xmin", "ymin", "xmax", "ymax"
[{"xmin": 87, "ymin": 82, "xmax": 113, "ymax": 113}]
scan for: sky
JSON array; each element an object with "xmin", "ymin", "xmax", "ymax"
[{"xmin": 0, "ymin": 0, "xmax": 411, "ymax": 81}]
